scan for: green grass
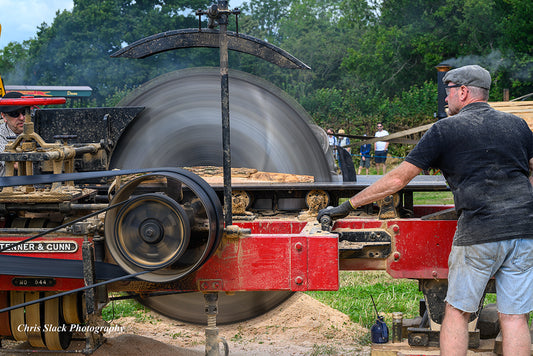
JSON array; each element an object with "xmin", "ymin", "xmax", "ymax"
[
  {"xmin": 413, "ymin": 191, "xmax": 453, "ymax": 205},
  {"xmin": 307, "ymin": 271, "xmax": 421, "ymax": 330},
  {"xmin": 306, "ymin": 271, "xmax": 498, "ymax": 338},
  {"xmin": 101, "ymin": 294, "xmax": 147, "ymax": 322}
]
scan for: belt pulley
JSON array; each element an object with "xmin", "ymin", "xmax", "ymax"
[{"xmin": 104, "ymin": 171, "xmax": 223, "ymax": 282}]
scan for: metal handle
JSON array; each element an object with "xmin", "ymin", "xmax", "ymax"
[{"xmin": 320, "ymin": 215, "xmax": 332, "ymax": 231}]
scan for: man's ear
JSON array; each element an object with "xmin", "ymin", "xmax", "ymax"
[{"xmin": 459, "ymin": 86, "xmax": 470, "ymax": 101}]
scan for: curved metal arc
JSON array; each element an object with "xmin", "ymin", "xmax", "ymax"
[{"xmin": 110, "ymin": 28, "xmax": 311, "ymax": 70}]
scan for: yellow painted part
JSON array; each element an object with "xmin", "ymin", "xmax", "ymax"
[
  {"xmin": 0, "ymin": 76, "xmax": 5, "ymax": 97},
  {"xmin": 0, "ymin": 25, "xmax": 5, "ymax": 97}
]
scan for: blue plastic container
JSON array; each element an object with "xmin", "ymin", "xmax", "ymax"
[{"xmin": 371, "ymin": 316, "xmax": 389, "ymax": 343}]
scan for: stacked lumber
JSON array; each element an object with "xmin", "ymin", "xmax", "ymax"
[{"xmin": 489, "ymin": 101, "xmax": 533, "ymax": 130}]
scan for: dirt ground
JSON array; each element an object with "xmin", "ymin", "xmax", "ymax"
[
  {"xmin": 94, "ymin": 293, "xmax": 370, "ymax": 356},
  {"xmin": 1, "ymin": 293, "xmax": 370, "ymax": 355}
]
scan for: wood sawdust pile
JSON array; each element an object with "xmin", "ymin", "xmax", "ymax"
[{"xmin": 94, "ymin": 293, "xmax": 370, "ymax": 356}]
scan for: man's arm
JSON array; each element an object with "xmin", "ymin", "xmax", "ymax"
[
  {"xmin": 317, "ymin": 161, "xmax": 422, "ymax": 221},
  {"xmin": 348, "ymin": 161, "xmax": 421, "ymax": 209}
]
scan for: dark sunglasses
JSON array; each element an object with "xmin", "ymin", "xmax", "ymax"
[{"xmin": 4, "ymin": 109, "xmax": 25, "ymax": 118}]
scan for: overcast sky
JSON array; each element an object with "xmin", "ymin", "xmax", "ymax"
[
  {"xmin": 0, "ymin": 0, "xmax": 74, "ymax": 49},
  {"xmin": 0, "ymin": 0, "xmax": 245, "ymax": 50}
]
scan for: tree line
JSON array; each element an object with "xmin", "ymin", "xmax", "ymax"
[{"xmin": 0, "ymin": 0, "xmax": 531, "ymax": 157}]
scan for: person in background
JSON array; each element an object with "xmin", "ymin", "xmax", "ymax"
[
  {"xmin": 0, "ymin": 92, "xmax": 27, "ymax": 176},
  {"xmin": 338, "ymin": 129, "xmax": 351, "ymax": 153},
  {"xmin": 358, "ymin": 134, "xmax": 372, "ymax": 175},
  {"xmin": 327, "ymin": 128, "xmax": 339, "ymax": 162},
  {"xmin": 318, "ymin": 65, "xmax": 533, "ymax": 356},
  {"xmin": 374, "ymin": 122, "xmax": 389, "ymax": 174},
  {"xmin": 327, "ymin": 128, "xmax": 338, "ymax": 148}
]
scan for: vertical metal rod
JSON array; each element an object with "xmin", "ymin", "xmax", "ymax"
[
  {"xmin": 219, "ymin": 0, "xmax": 232, "ymax": 227},
  {"xmin": 205, "ymin": 292, "xmax": 219, "ymax": 356},
  {"xmin": 82, "ymin": 234, "xmax": 96, "ymax": 352}
]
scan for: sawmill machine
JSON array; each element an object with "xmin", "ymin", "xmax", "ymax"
[{"xmin": 0, "ymin": 2, "xmax": 469, "ymax": 353}]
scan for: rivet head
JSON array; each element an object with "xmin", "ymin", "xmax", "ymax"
[
  {"xmin": 294, "ymin": 276, "xmax": 304, "ymax": 285},
  {"xmin": 393, "ymin": 252, "xmax": 401, "ymax": 261},
  {"xmin": 295, "ymin": 242, "xmax": 304, "ymax": 251}
]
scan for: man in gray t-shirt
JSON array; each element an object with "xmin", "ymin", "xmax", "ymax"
[
  {"xmin": 0, "ymin": 92, "xmax": 28, "ymax": 176},
  {"xmin": 318, "ymin": 65, "xmax": 533, "ymax": 355}
]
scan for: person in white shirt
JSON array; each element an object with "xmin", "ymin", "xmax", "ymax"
[
  {"xmin": 374, "ymin": 122, "xmax": 389, "ymax": 174},
  {"xmin": 337, "ymin": 129, "xmax": 351, "ymax": 153}
]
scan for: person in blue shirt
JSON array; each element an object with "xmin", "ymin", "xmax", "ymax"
[{"xmin": 358, "ymin": 134, "xmax": 372, "ymax": 175}]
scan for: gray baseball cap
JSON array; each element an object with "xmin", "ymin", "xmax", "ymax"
[{"xmin": 442, "ymin": 65, "xmax": 491, "ymax": 90}]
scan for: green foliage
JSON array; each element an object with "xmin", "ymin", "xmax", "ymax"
[
  {"xmin": 1, "ymin": 0, "xmax": 531, "ymax": 128},
  {"xmin": 0, "ymin": 41, "xmax": 32, "ymax": 84}
]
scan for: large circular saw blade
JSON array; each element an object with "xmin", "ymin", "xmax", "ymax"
[
  {"xmin": 110, "ymin": 67, "xmax": 334, "ymax": 324},
  {"xmin": 137, "ymin": 291, "xmax": 294, "ymax": 325},
  {"xmin": 110, "ymin": 67, "xmax": 334, "ymax": 181}
]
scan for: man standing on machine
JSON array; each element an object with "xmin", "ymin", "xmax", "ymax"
[{"xmin": 318, "ymin": 65, "xmax": 533, "ymax": 356}]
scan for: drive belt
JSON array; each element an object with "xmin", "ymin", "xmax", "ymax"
[
  {"xmin": 0, "ymin": 269, "xmax": 150, "ymax": 314},
  {"xmin": 0, "ymin": 254, "xmax": 129, "ymax": 280},
  {"xmin": 0, "ymin": 167, "xmax": 179, "ymax": 187}
]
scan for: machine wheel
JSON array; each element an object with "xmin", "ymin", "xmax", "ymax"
[
  {"xmin": 114, "ymin": 194, "xmax": 191, "ymax": 270},
  {"xmin": 43, "ymin": 292, "xmax": 72, "ymax": 350},
  {"xmin": 25, "ymin": 292, "xmax": 46, "ymax": 348},
  {"xmin": 62, "ymin": 292, "xmax": 83, "ymax": 325},
  {"xmin": 110, "ymin": 68, "xmax": 334, "ymax": 323},
  {"xmin": 10, "ymin": 291, "xmax": 26, "ymax": 341},
  {"xmin": 105, "ymin": 171, "xmax": 223, "ymax": 283}
]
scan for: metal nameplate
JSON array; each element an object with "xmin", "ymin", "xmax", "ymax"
[
  {"xmin": 0, "ymin": 241, "xmax": 78, "ymax": 253},
  {"xmin": 12, "ymin": 277, "xmax": 57, "ymax": 287}
]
